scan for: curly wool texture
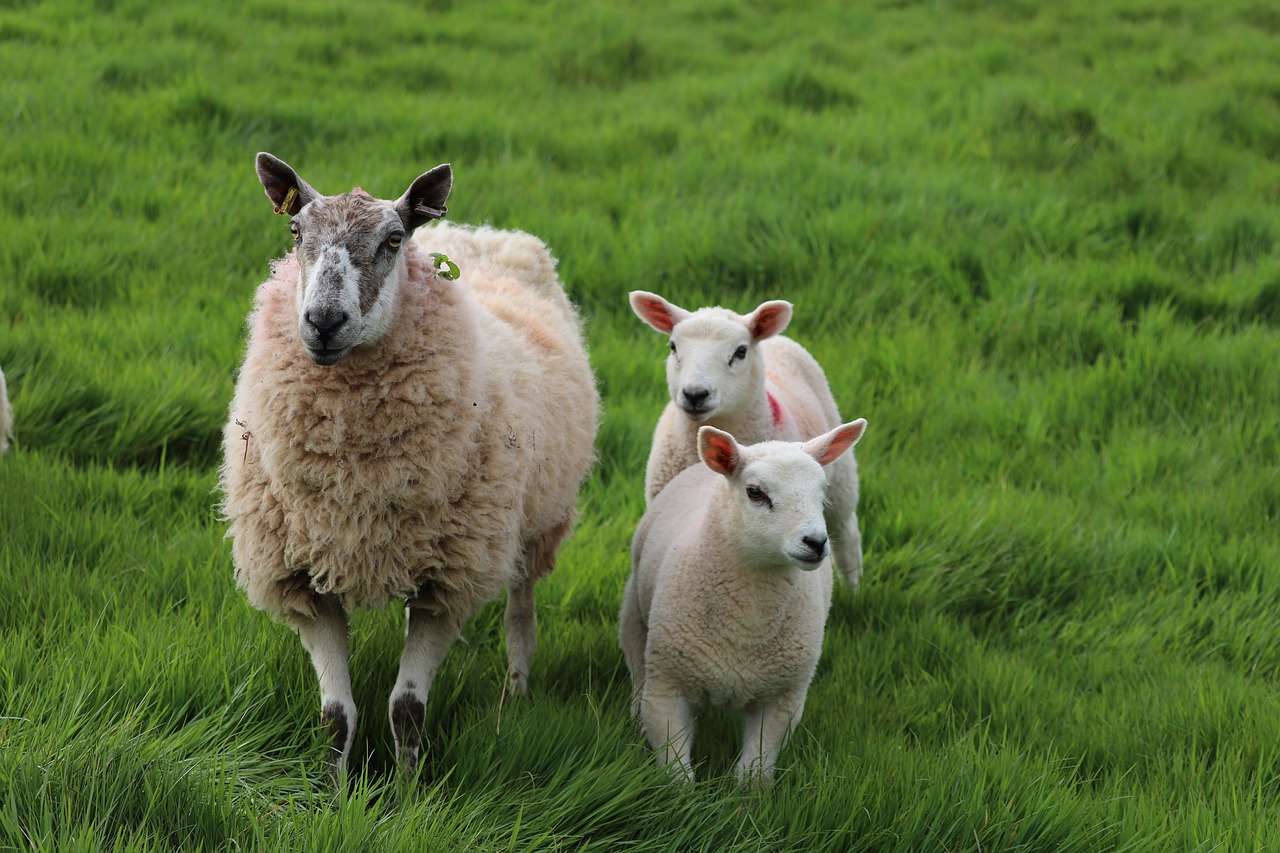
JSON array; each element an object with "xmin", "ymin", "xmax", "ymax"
[{"xmin": 220, "ymin": 222, "xmax": 599, "ymax": 623}]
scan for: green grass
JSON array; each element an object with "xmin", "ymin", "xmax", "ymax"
[{"xmin": 2, "ymin": 0, "xmax": 1279, "ymax": 849}]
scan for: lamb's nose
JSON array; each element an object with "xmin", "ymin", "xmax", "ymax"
[
  {"xmin": 682, "ymin": 387, "xmax": 710, "ymax": 408},
  {"xmin": 801, "ymin": 534, "xmax": 828, "ymax": 558},
  {"xmin": 305, "ymin": 309, "xmax": 349, "ymax": 344}
]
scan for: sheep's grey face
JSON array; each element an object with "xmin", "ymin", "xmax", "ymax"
[
  {"xmin": 290, "ymin": 192, "xmax": 407, "ymax": 365},
  {"xmin": 666, "ymin": 312, "xmax": 760, "ymax": 422},
  {"xmin": 732, "ymin": 446, "xmax": 832, "ymax": 571}
]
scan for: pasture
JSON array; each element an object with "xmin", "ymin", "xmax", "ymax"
[{"xmin": 1, "ymin": 0, "xmax": 1278, "ymax": 849}]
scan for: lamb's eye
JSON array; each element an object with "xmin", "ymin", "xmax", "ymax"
[
  {"xmin": 386, "ymin": 232, "xmax": 404, "ymax": 250},
  {"xmin": 289, "ymin": 222, "xmax": 300, "ymax": 241},
  {"xmin": 746, "ymin": 485, "xmax": 771, "ymax": 508},
  {"xmin": 669, "ymin": 341, "xmax": 677, "ymax": 356},
  {"xmin": 730, "ymin": 344, "xmax": 748, "ymax": 364}
]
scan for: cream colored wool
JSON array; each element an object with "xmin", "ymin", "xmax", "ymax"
[
  {"xmin": 0, "ymin": 366, "xmax": 10, "ymax": 454},
  {"xmin": 220, "ymin": 222, "xmax": 599, "ymax": 626}
]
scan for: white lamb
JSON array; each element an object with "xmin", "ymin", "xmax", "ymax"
[
  {"xmin": 619, "ymin": 418, "xmax": 867, "ymax": 784},
  {"xmin": 0, "ymin": 366, "xmax": 10, "ymax": 454},
  {"xmin": 220, "ymin": 153, "xmax": 600, "ymax": 775},
  {"xmin": 629, "ymin": 291, "xmax": 865, "ymax": 586}
]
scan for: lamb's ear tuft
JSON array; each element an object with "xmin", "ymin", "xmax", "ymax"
[
  {"xmin": 630, "ymin": 291, "xmax": 690, "ymax": 335},
  {"xmin": 803, "ymin": 419, "xmax": 866, "ymax": 467},
  {"xmin": 396, "ymin": 164, "xmax": 453, "ymax": 232},
  {"xmin": 698, "ymin": 426, "xmax": 742, "ymax": 478},
  {"xmin": 256, "ymin": 152, "xmax": 319, "ymax": 215},
  {"xmin": 747, "ymin": 300, "xmax": 793, "ymax": 341}
]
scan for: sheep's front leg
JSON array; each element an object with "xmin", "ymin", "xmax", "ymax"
[
  {"xmin": 291, "ymin": 594, "xmax": 356, "ymax": 777},
  {"xmin": 640, "ymin": 678, "xmax": 695, "ymax": 782},
  {"xmin": 736, "ymin": 688, "xmax": 807, "ymax": 786},
  {"xmin": 390, "ymin": 606, "xmax": 460, "ymax": 775}
]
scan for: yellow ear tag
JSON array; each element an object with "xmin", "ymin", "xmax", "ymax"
[
  {"xmin": 429, "ymin": 252, "xmax": 460, "ymax": 280},
  {"xmin": 277, "ymin": 186, "xmax": 298, "ymax": 216}
]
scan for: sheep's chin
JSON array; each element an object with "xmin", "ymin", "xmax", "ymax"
[
  {"xmin": 786, "ymin": 552, "xmax": 827, "ymax": 571},
  {"xmin": 306, "ymin": 345, "xmax": 353, "ymax": 366}
]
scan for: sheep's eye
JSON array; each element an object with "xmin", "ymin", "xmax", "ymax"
[
  {"xmin": 289, "ymin": 222, "xmax": 300, "ymax": 241},
  {"xmin": 669, "ymin": 341, "xmax": 677, "ymax": 356},
  {"xmin": 386, "ymin": 232, "xmax": 404, "ymax": 250},
  {"xmin": 746, "ymin": 485, "xmax": 771, "ymax": 508},
  {"xmin": 730, "ymin": 344, "xmax": 748, "ymax": 365}
]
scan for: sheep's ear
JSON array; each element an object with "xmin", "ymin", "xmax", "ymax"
[
  {"xmin": 698, "ymin": 426, "xmax": 742, "ymax": 478},
  {"xmin": 746, "ymin": 300, "xmax": 792, "ymax": 341},
  {"xmin": 256, "ymin": 152, "xmax": 320, "ymax": 216},
  {"xmin": 630, "ymin": 291, "xmax": 690, "ymax": 335},
  {"xmin": 395, "ymin": 164, "xmax": 453, "ymax": 232},
  {"xmin": 803, "ymin": 419, "xmax": 866, "ymax": 467}
]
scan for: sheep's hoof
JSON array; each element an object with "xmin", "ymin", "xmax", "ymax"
[
  {"xmin": 320, "ymin": 701, "xmax": 351, "ymax": 779},
  {"xmin": 391, "ymin": 693, "xmax": 427, "ymax": 775},
  {"xmin": 506, "ymin": 668, "xmax": 529, "ymax": 697}
]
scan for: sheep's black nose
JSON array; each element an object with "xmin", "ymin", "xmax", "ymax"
[
  {"xmin": 801, "ymin": 534, "xmax": 828, "ymax": 558},
  {"xmin": 305, "ymin": 309, "xmax": 349, "ymax": 344},
  {"xmin": 682, "ymin": 387, "xmax": 710, "ymax": 408}
]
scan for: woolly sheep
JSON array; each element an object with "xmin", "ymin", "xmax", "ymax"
[
  {"xmin": 620, "ymin": 419, "xmax": 867, "ymax": 784},
  {"xmin": 0, "ymin": 366, "xmax": 10, "ymax": 454},
  {"xmin": 220, "ymin": 153, "xmax": 600, "ymax": 775},
  {"xmin": 629, "ymin": 291, "xmax": 865, "ymax": 586}
]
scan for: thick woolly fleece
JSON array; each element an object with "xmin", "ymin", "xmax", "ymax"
[{"xmin": 220, "ymin": 222, "xmax": 599, "ymax": 624}]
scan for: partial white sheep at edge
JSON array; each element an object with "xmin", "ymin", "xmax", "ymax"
[
  {"xmin": 619, "ymin": 418, "xmax": 867, "ymax": 785},
  {"xmin": 0, "ymin": 366, "xmax": 11, "ymax": 454},
  {"xmin": 220, "ymin": 153, "xmax": 600, "ymax": 776},
  {"xmin": 629, "ymin": 291, "xmax": 865, "ymax": 586}
]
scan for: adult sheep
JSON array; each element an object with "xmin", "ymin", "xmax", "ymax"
[
  {"xmin": 629, "ymin": 291, "xmax": 864, "ymax": 586},
  {"xmin": 220, "ymin": 153, "xmax": 600, "ymax": 776},
  {"xmin": 621, "ymin": 419, "xmax": 867, "ymax": 784},
  {"xmin": 0, "ymin": 366, "xmax": 10, "ymax": 454}
]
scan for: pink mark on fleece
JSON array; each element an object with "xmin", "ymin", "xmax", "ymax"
[
  {"xmin": 768, "ymin": 391, "xmax": 784, "ymax": 427},
  {"xmin": 351, "ymin": 187, "xmax": 372, "ymax": 199}
]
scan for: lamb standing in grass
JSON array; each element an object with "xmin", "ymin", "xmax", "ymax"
[
  {"xmin": 220, "ymin": 153, "xmax": 599, "ymax": 775},
  {"xmin": 0, "ymin": 366, "xmax": 10, "ymax": 454},
  {"xmin": 629, "ymin": 291, "xmax": 865, "ymax": 585},
  {"xmin": 620, "ymin": 419, "xmax": 867, "ymax": 784}
]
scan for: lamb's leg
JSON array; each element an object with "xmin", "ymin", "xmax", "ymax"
[
  {"xmin": 617, "ymin": 575, "xmax": 648, "ymax": 720},
  {"xmin": 640, "ymin": 677, "xmax": 695, "ymax": 782},
  {"xmin": 389, "ymin": 606, "xmax": 460, "ymax": 775},
  {"xmin": 831, "ymin": 507, "xmax": 863, "ymax": 587},
  {"xmin": 736, "ymin": 688, "xmax": 807, "ymax": 785},
  {"xmin": 505, "ymin": 519, "xmax": 571, "ymax": 695},
  {"xmin": 290, "ymin": 594, "xmax": 355, "ymax": 777}
]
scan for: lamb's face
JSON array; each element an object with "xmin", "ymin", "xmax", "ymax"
[
  {"xmin": 289, "ymin": 193, "xmax": 407, "ymax": 365},
  {"xmin": 729, "ymin": 445, "xmax": 833, "ymax": 571},
  {"xmin": 666, "ymin": 311, "xmax": 764, "ymax": 422}
]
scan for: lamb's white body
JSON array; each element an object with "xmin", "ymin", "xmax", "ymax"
[
  {"xmin": 0, "ymin": 366, "xmax": 10, "ymax": 454},
  {"xmin": 630, "ymin": 292, "xmax": 864, "ymax": 586},
  {"xmin": 620, "ymin": 420, "xmax": 866, "ymax": 784},
  {"xmin": 220, "ymin": 154, "xmax": 599, "ymax": 775}
]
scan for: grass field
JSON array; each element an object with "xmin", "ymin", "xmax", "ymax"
[{"xmin": 2, "ymin": 0, "xmax": 1279, "ymax": 849}]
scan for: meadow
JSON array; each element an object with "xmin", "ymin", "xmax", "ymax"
[{"xmin": 2, "ymin": 0, "xmax": 1279, "ymax": 848}]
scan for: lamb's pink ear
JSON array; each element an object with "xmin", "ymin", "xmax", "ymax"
[
  {"xmin": 256, "ymin": 152, "xmax": 320, "ymax": 216},
  {"xmin": 698, "ymin": 426, "xmax": 742, "ymax": 478},
  {"xmin": 746, "ymin": 300, "xmax": 793, "ymax": 341},
  {"xmin": 395, "ymin": 164, "xmax": 452, "ymax": 232},
  {"xmin": 630, "ymin": 291, "xmax": 690, "ymax": 335},
  {"xmin": 803, "ymin": 419, "xmax": 866, "ymax": 467}
]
